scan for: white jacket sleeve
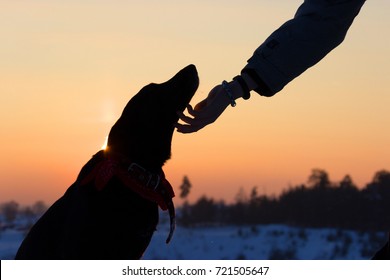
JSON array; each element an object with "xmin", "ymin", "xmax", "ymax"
[{"xmin": 242, "ymin": 0, "xmax": 366, "ymax": 97}]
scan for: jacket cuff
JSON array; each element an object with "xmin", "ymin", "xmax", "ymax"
[{"xmin": 241, "ymin": 68, "xmax": 274, "ymax": 97}]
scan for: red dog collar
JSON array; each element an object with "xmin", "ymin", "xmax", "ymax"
[{"xmin": 79, "ymin": 150, "xmax": 176, "ymax": 243}]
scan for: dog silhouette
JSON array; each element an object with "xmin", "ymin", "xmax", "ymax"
[{"xmin": 15, "ymin": 65, "xmax": 199, "ymax": 259}]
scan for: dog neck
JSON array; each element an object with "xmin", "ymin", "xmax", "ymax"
[
  {"xmin": 103, "ymin": 148, "xmax": 163, "ymax": 189},
  {"xmin": 79, "ymin": 148, "xmax": 176, "ymax": 243}
]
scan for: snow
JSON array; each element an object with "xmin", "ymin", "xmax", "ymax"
[
  {"xmin": 0, "ymin": 229, "xmax": 25, "ymax": 260},
  {"xmin": 1, "ymin": 215, "xmax": 384, "ymax": 259},
  {"xmin": 142, "ymin": 224, "xmax": 380, "ymax": 260}
]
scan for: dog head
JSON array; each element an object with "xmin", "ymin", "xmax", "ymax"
[{"xmin": 107, "ymin": 64, "xmax": 199, "ymax": 171}]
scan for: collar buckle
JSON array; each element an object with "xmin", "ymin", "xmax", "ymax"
[{"xmin": 127, "ymin": 162, "xmax": 161, "ymax": 190}]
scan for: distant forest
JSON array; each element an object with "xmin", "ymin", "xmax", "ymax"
[
  {"xmin": 178, "ymin": 169, "xmax": 390, "ymax": 231},
  {"xmin": 1, "ymin": 169, "xmax": 389, "ymax": 232}
]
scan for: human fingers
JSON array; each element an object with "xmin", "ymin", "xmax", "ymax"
[
  {"xmin": 175, "ymin": 85, "xmax": 229, "ymax": 133},
  {"xmin": 176, "ymin": 109, "xmax": 196, "ymax": 125},
  {"xmin": 194, "ymin": 85, "xmax": 220, "ymax": 109},
  {"xmin": 174, "ymin": 122, "xmax": 202, "ymax": 133},
  {"xmin": 186, "ymin": 104, "xmax": 199, "ymax": 117},
  {"xmin": 175, "ymin": 117, "xmax": 214, "ymax": 133},
  {"xmin": 175, "ymin": 110, "xmax": 218, "ymax": 133},
  {"xmin": 175, "ymin": 105, "xmax": 215, "ymax": 133},
  {"xmin": 176, "ymin": 105, "xmax": 210, "ymax": 126}
]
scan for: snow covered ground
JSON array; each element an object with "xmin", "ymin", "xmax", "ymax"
[
  {"xmin": 142, "ymin": 223, "xmax": 382, "ymax": 260},
  {"xmin": 0, "ymin": 215, "xmax": 385, "ymax": 259}
]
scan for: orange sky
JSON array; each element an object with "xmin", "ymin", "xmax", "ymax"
[{"xmin": 1, "ymin": 0, "xmax": 389, "ymax": 206}]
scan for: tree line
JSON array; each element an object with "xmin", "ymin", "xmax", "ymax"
[
  {"xmin": 0, "ymin": 201, "xmax": 47, "ymax": 226},
  {"xmin": 178, "ymin": 169, "xmax": 390, "ymax": 231},
  {"xmin": 1, "ymin": 169, "xmax": 389, "ymax": 231}
]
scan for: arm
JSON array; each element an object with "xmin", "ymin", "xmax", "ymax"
[
  {"xmin": 243, "ymin": 0, "xmax": 366, "ymax": 97},
  {"xmin": 176, "ymin": 0, "xmax": 366, "ymax": 133}
]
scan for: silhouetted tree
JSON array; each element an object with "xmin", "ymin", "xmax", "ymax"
[
  {"xmin": 363, "ymin": 170, "xmax": 390, "ymax": 229},
  {"xmin": 235, "ymin": 187, "xmax": 248, "ymax": 204},
  {"xmin": 366, "ymin": 170, "xmax": 390, "ymax": 197},
  {"xmin": 228, "ymin": 187, "xmax": 249, "ymax": 224},
  {"xmin": 180, "ymin": 195, "xmax": 218, "ymax": 226},
  {"xmin": 372, "ymin": 170, "xmax": 390, "ymax": 185},
  {"xmin": 332, "ymin": 175, "xmax": 361, "ymax": 228},
  {"xmin": 249, "ymin": 187, "xmax": 258, "ymax": 202},
  {"xmin": 1, "ymin": 201, "xmax": 19, "ymax": 224},
  {"xmin": 179, "ymin": 175, "xmax": 192, "ymax": 199},
  {"xmin": 247, "ymin": 187, "xmax": 259, "ymax": 223},
  {"xmin": 178, "ymin": 176, "xmax": 193, "ymax": 227},
  {"xmin": 339, "ymin": 175, "xmax": 358, "ymax": 190},
  {"xmin": 308, "ymin": 169, "xmax": 331, "ymax": 189},
  {"xmin": 178, "ymin": 169, "xmax": 390, "ymax": 231},
  {"xmin": 179, "ymin": 200, "xmax": 192, "ymax": 227}
]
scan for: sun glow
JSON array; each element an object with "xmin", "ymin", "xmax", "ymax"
[{"xmin": 101, "ymin": 136, "xmax": 108, "ymax": 150}]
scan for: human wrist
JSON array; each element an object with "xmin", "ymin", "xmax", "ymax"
[
  {"xmin": 221, "ymin": 80, "xmax": 238, "ymax": 107},
  {"xmin": 228, "ymin": 80, "xmax": 244, "ymax": 100},
  {"xmin": 221, "ymin": 75, "xmax": 253, "ymax": 107}
]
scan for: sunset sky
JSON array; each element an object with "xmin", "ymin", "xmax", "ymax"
[{"xmin": 1, "ymin": 0, "xmax": 389, "ymax": 206}]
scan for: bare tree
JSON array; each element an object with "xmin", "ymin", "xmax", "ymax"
[
  {"xmin": 1, "ymin": 201, "xmax": 19, "ymax": 225},
  {"xmin": 308, "ymin": 169, "xmax": 331, "ymax": 189},
  {"xmin": 179, "ymin": 175, "xmax": 192, "ymax": 199}
]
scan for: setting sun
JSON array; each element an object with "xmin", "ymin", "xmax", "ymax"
[{"xmin": 101, "ymin": 136, "xmax": 108, "ymax": 150}]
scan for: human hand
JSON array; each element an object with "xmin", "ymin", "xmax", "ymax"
[{"xmin": 175, "ymin": 81, "xmax": 243, "ymax": 133}]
